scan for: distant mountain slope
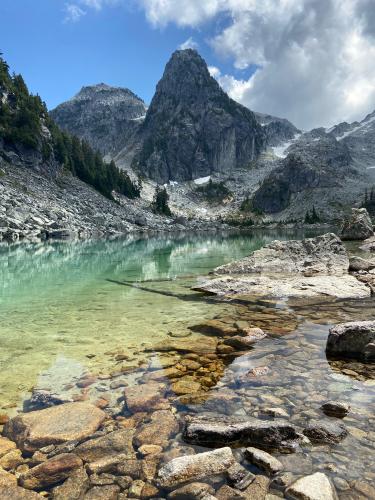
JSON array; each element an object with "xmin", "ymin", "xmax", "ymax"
[
  {"xmin": 254, "ymin": 112, "xmax": 300, "ymax": 147},
  {"xmin": 50, "ymin": 84, "xmax": 147, "ymax": 157},
  {"xmin": 129, "ymin": 49, "xmax": 266, "ymax": 183}
]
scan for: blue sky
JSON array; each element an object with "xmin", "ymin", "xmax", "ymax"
[
  {"xmin": 0, "ymin": 0, "xmax": 253, "ymax": 110},
  {"xmin": 1, "ymin": 0, "xmax": 374, "ymax": 128}
]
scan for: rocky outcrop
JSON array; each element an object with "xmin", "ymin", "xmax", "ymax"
[
  {"xmin": 194, "ymin": 274, "xmax": 370, "ymax": 299},
  {"xmin": 326, "ymin": 320, "xmax": 375, "ymax": 361},
  {"xmin": 252, "ymin": 132, "xmax": 353, "ymax": 213},
  {"xmin": 157, "ymin": 447, "xmax": 235, "ymax": 488},
  {"xmin": 50, "ymin": 84, "xmax": 146, "ymax": 157},
  {"xmin": 3, "ymin": 402, "xmax": 106, "ymax": 452},
  {"xmin": 254, "ymin": 112, "xmax": 300, "ymax": 147},
  {"xmin": 214, "ymin": 233, "xmax": 349, "ymax": 277},
  {"xmin": 183, "ymin": 414, "xmax": 300, "ymax": 452},
  {"xmin": 194, "ymin": 234, "xmax": 371, "ymax": 299},
  {"xmin": 340, "ymin": 208, "xmax": 374, "ymax": 241},
  {"xmin": 131, "ymin": 49, "xmax": 265, "ymax": 183}
]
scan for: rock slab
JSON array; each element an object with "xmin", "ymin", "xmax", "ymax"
[
  {"xmin": 158, "ymin": 447, "xmax": 235, "ymax": 487},
  {"xmin": 3, "ymin": 402, "xmax": 106, "ymax": 452}
]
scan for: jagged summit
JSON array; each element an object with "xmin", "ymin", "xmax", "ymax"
[
  {"xmin": 130, "ymin": 48, "xmax": 265, "ymax": 183},
  {"xmin": 50, "ymin": 83, "xmax": 146, "ymax": 156}
]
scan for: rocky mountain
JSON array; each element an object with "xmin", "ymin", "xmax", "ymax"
[
  {"xmin": 50, "ymin": 84, "xmax": 146, "ymax": 157},
  {"xmin": 126, "ymin": 49, "xmax": 266, "ymax": 184}
]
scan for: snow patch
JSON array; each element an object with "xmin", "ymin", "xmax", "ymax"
[
  {"xmin": 272, "ymin": 133, "xmax": 301, "ymax": 158},
  {"xmin": 194, "ymin": 176, "xmax": 211, "ymax": 185},
  {"xmin": 130, "ymin": 115, "xmax": 146, "ymax": 121},
  {"xmin": 337, "ymin": 114, "xmax": 375, "ymax": 140}
]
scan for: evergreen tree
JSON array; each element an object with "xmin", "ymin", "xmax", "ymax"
[{"xmin": 153, "ymin": 186, "xmax": 172, "ymax": 216}]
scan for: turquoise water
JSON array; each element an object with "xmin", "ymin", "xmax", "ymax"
[{"xmin": 0, "ymin": 228, "xmax": 323, "ymax": 411}]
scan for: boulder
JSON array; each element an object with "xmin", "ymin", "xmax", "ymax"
[
  {"xmin": 227, "ymin": 462, "xmax": 255, "ymax": 490},
  {"xmin": 51, "ymin": 467, "xmax": 89, "ymax": 499},
  {"xmin": 243, "ymin": 475, "xmax": 270, "ymax": 499},
  {"xmin": 340, "ymin": 208, "xmax": 374, "ymax": 241},
  {"xmin": 326, "ymin": 320, "xmax": 375, "ymax": 361},
  {"xmin": 245, "ymin": 447, "xmax": 284, "ymax": 474},
  {"xmin": 19, "ymin": 453, "xmax": 82, "ymax": 490},
  {"xmin": 75, "ymin": 429, "xmax": 135, "ymax": 462},
  {"xmin": 0, "ymin": 437, "xmax": 16, "ymax": 458},
  {"xmin": 0, "ymin": 467, "xmax": 17, "ymax": 487},
  {"xmin": 124, "ymin": 383, "xmax": 165, "ymax": 413},
  {"xmin": 157, "ymin": 447, "xmax": 235, "ymax": 488},
  {"xmin": 183, "ymin": 415, "xmax": 300, "ymax": 452},
  {"xmin": 349, "ymin": 256, "xmax": 375, "ymax": 272},
  {"xmin": 0, "ymin": 485, "xmax": 43, "ymax": 498},
  {"xmin": 168, "ymin": 482, "xmax": 215, "ymax": 499},
  {"xmin": 147, "ymin": 337, "xmax": 218, "ymax": 355},
  {"xmin": 360, "ymin": 235, "xmax": 375, "ymax": 252},
  {"xmin": 285, "ymin": 472, "xmax": 338, "ymax": 500},
  {"xmin": 320, "ymin": 401, "xmax": 350, "ymax": 418},
  {"xmin": 303, "ymin": 421, "xmax": 348, "ymax": 444},
  {"xmin": 213, "ymin": 234, "xmax": 349, "ymax": 276},
  {"xmin": 3, "ymin": 403, "xmax": 106, "ymax": 453},
  {"xmin": 134, "ymin": 410, "xmax": 179, "ymax": 448}
]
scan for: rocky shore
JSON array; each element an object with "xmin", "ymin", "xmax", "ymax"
[
  {"xmin": 1, "ymin": 286, "xmax": 375, "ymax": 498},
  {"xmin": 1, "ymin": 230, "xmax": 375, "ymax": 499}
]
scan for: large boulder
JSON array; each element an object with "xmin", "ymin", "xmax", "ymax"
[
  {"xmin": 213, "ymin": 233, "xmax": 349, "ymax": 277},
  {"xmin": 157, "ymin": 447, "xmax": 235, "ymax": 488},
  {"xmin": 3, "ymin": 403, "xmax": 106, "ymax": 453},
  {"xmin": 340, "ymin": 208, "xmax": 374, "ymax": 241},
  {"xmin": 326, "ymin": 320, "xmax": 375, "ymax": 361},
  {"xmin": 183, "ymin": 414, "xmax": 300, "ymax": 452}
]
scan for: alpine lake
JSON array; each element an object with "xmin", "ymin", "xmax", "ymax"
[{"xmin": 0, "ymin": 228, "xmax": 374, "ymax": 497}]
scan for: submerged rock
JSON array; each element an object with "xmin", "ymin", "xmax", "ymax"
[
  {"xmin": 326, "ymin": 320, "xmax": 375, "ymax": 361},
  {"xmin": 51, "ymin": 467, "xmax": 89, "ymax": 499},
  {"xmin": 0, "ymin": 484, "xmax": 43, "ymax": 498},
  {"xmin": 285, "ymin": 472, "xmax": 338, "ymax": 500},
  {"xmin": 340, "ymin": 208, "xmax": 374, "ymax": 241},
  {"xmin": 245, "ymin": 447, "xmax": 284, "ymax": 474},
  {"xmin": 320, "ymin": 401, "xmax": 350, "ymax": 418},
  {"xmin": 3, "ymin": 403, "xmax": 106, "ymax": 453},
  {"xmin": 124, "ymin": 383, "xmax": 165, "ymax": 413},
  {"xmin": 158, "ymin": 447, "xmax": 235, "ymax": 488},
  {"xmin": 183, "ymin": 415, "xmax": 300, "ymax": 452},
  {"xmin": 168, "ymin": 482, "xmax": 215, "ymax": 499},
  {"xmin": 75, "ymin": 429, "xmax": 135, "ymax": 462},
  {"xmin": 303, "ymin": 421, "xmax": 348, "ymax": 444},
  {"xmin": 19, "ymin": 453, "xmax": 82, "ymax": 490}
]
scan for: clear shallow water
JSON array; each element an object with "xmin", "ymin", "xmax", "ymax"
[
  {"xmin": 0, "ymin": 228, "xmax": 375, "ymax": 488},
  {"xmin": 0, "ymin": 228, "xmax": 321, "ymax": 411}
]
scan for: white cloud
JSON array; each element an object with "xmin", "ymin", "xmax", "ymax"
[
  {"xmin": 64, "ymin": 0, "xmax": 119, "ymax": 22},
  {"xmin": 137, "ymin": 0, "xmax": 375, "ymax": 129},
  {"xmin": 178, "ymin": 37, "xmax": 198, "ymax": 50},
  {"xmin": 64, "ymin": 3, "xmax": 86, "ymax": 22}
]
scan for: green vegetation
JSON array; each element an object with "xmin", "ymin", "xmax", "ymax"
[
  {"xmin": 362, "ymin": 187, "xmax": 375, "ymax": 216},
  {"xmin": 152, "ymin": 186, "xmax": 172, "ymax": 216},
  {"xmin": 304, "ymin": 206, "xmax": 321, "ymax": 224},
  {"xmin": 240, "ymin": 196, "xmax": 264, "ymax": 215},
  {"xmin": 196, "ymin": 179, "xmax": 231, "ymax": 203},
  {"xmin": 0, "ymin": 52, "xmax": 140, "ymax": 200}
]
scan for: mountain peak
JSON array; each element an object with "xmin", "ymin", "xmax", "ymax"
[{"xmin": 132, "ymin": 49, "xmax": 265, "ymax": 183}]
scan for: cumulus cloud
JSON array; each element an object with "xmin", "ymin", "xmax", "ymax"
[
  {"xmin": 137, "ymin": 0, "xmax": 375, "ymax": 129},
  {"xmin": 179, "ymin": 37, "xmax": 199, "ymax": 50}
]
